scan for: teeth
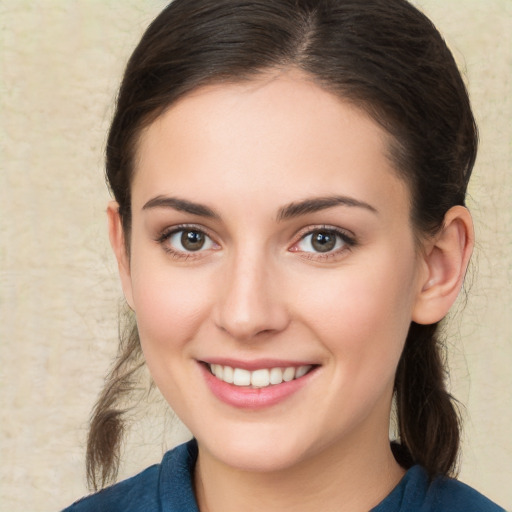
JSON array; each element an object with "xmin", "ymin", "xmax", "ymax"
[
  {"xmin": 209, "ymin": 364, "xmax": 312, "ymax": 388},
  {"xmin": 282, "ymin": 367, "xmax": 295, "ymax": 382},
  {"xmin": 233, "ymin": 368, "xmax": 251, "ymax": 386},
  {"xmin": 269, "ymin": 367, "xmax": 283, "ymax": 384},
  {"xmin": 251, "ymin": 369, "xmax": 270, "ymax": 387},
  {"xmin": 211, "ymin": 364, "xmax": 223, "ymax": 379},
  {"xmin": 295, "ymin": 365, "xmax": 310, "ymax": 378},
  {"xmin": 223, "ymin": 365, "xmax": 234, "ymax": 383}
]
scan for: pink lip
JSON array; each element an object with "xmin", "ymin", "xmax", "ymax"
[{"xmin": 198, "ymin": 361, "xmax": 318, "ymax": 409}]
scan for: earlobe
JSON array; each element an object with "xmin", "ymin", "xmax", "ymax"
[
  {"xmin": 107, "ymin": 201, "xmax": 135, "ymax": 310},
  {"xmin": 412, "ymin": 206, "xmax": 474, "ymax": 325}
]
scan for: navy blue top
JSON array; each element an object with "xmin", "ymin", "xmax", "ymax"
[{"xmin": 63, "ymin": 440, "xmax": 505, "ymax": 511}]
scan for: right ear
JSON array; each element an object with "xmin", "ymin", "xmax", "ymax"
[{"xmin": 107, "ymin": 201, "xmax": 135, "ymax": 310}]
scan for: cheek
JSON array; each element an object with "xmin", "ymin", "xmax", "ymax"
[
  {"xmin": 129, "ymin": 256, "xmax": 213, "ymax": 354},
  {"xmin": 128, "ymin": 259, "xmax": 216, "ymax": 410},
  {"xmin": 295, "ymin": 250, "xmax": 418, "ymax": 366}
]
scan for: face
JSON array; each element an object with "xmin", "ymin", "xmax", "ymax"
[{"xmin": 114, "ymin": 72, "xmax": 429, "ymax": 473}]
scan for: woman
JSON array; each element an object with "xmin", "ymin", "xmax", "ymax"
[{"xmin": 64, "ymin": 0, "xmax": 505, "ymax": 510}]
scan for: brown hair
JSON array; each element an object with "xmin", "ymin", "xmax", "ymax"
[{"xmin": 87, "ymin": 0, "xmax": 477, "ymax": 490}]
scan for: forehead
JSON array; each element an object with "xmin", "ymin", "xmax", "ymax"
[{"xmin": 132, "ymin": 72, "xmax": 409, "ymax": 219}]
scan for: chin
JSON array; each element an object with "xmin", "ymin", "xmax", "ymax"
[
  {"xmin": 196, "ymin": 425, "xmax": 320, "ymax": 474},
  {"xmin": 217, "ymin": 446, "xmax": 304, "ymax": 473}
]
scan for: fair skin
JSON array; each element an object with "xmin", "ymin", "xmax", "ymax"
[{"xmin": 108, "ymin": 72, "xmax": 473, "ymax": 512}]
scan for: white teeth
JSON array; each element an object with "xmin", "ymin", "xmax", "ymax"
[
  {"xmin": 251, "ymin": 369, "xmax": 270, "ymax": 387},
  {"xmin": 295, "ymin": 365, "xmax": 310, "ymax": 378},
  {"xmin": 233, "ymin": 368, "xmax": 251, "ymax": 386},
  {"xmin": 223, "ymin": 365, "xmax": 234, "ymax": 383},
  {"xmin": 211, "ymin": 364, "xmax": 223, "ymax": 379},
  {"xmin": 282, "ymin": 367, "xmax": 295, "ymax": 382},
  {"xmin": 209, "ymin": 364, "xmax": 313, "ymax": 388},
  {"xmin": 269, "ymin": 367, "xmax": 283, "ymax": 385}
]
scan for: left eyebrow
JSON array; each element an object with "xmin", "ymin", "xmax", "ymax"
[{"xmin": 277, "ymin": 195, "xmax": 378, "ymax": 221}]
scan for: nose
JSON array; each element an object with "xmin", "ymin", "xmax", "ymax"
[{"xmin": 214, "ymin": 249, "xmax": 290, "ymax": 341}]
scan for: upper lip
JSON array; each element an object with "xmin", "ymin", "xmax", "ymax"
[{"xmin": 199, "ymin": 358, "xmax": 318, "ymax": 371}]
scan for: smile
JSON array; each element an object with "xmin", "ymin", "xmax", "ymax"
[
  {"xmin": 208, "ymin": 363, "xmax": 313, "ymax": 388},
  {"xmin": 200, "ymin": 360, "xmax": 319, "ymax": 408}
]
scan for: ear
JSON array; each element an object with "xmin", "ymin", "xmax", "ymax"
[
  {"xmin": 412, "ymin": 206, "xmax": 474, "ymax": 325},
  {"xmin": 107, "ymin": 201, "xmax": 135, "ymax": 310}
]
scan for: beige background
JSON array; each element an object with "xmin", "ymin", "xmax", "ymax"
[{"xmin": 1, "ymin": 1, "xmax": 511, "ymax": 510}]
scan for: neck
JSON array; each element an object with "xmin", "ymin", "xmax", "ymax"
[{"xmin": 194, "ymin": 427, "xmax": 405, "ymax": 512}]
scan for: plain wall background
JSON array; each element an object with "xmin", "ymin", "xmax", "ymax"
[{"xmin": 0, "ymin": 1, "xmax": 510, "ymax": 510}]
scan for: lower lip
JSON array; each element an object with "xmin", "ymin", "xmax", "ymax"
[{"xmin": 199, "ymin": 363, "xmax": 316, "ymax": 409}]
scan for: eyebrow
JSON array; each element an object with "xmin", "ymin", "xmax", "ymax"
[
  {"xmin": 142, "ymin": 194, "xmax": 377, "ymax": 221},
  {"xmin": 276, "ymin": 195, "xmax": 378, "ymax": 221},
  {"xmin": 142, "ymin": 196, "xmax": 219, "ymax": 218}
]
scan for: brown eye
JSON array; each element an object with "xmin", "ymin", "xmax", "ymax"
[
  {"xmin": 293, "ymin": 228, "xmax": 353, "ymax": 256},
  {"xmin": 163, "ymin": 228, "xmax": 216, "ymax": 254},
  {"xmin": 310, "ymin": 231, "xmax": 337, "ymax": 253},
  {"xmin": 181, "ymin": 230, "xmax": 205, "ymax": 251}
]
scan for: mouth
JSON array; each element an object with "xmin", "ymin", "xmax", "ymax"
[
  {"xmin": 205, "ymin": 362, "xmax": 316, "ymax": 388},
  {"xmin": 199, "ymin": 359, "xmax": 319, "ymax": 409}
]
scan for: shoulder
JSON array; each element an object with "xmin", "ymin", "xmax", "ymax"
[
  {"xmin": 426, "ymin": 473, "xmax": 506, "ymax": 512},
  {"xmin": 62, "ymin": 440, "xmax": 199, "ymax": 512},
  {"xmin": 374, "ymin": 466, "xmax": 506, "ymax": 512},
  {"xmin": 62, "ymin": 464, "xmax": 160, "ymax": 512}
]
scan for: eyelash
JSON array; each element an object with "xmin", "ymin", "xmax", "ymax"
[
  {"xmin": 155, "ymin": 224, "xmax": 357, "ymax": 261},
  {"xmin": 156, "ymin": 224, "xmax": 218, "ymax": 260},
  {"xmin": 290, "ymin": 225, "xmax": 357, "ymax": 261}
]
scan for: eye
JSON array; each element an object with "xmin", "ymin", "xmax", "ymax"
[
  {"xmin": 160, "ymin": 227, "xmax": 217, "ymax": 254},
  {"xmin": 292, "ymin": 228, "xmax": 355, "ymax": 255}
]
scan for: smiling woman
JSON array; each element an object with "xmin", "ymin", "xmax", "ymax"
[
  {"xmin": 60, "ymin": 1, "xmax": 507, "ymax": 511},
  {"xmin": 111, "ymin": 79, "xmax": 424, "ymax": 482}
]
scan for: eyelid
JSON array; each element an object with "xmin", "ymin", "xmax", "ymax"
[
  {"xmin": 156, "ymin": 223, "xmax": 220, "ymax": 258},
  {"xmin": 292, "ymin": 224, "xmax": 356, "ymax": 244},
  {"xmin": 156, "ymin": 222, "xmax": 215, "ymax": 240},
  {"xmin": 289, "ymin": 225, "xmax": 357, "ymax": 258}
]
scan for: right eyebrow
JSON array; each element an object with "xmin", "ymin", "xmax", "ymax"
[{"xmin": 142, "ymin": 195, "xmax": 220, "ymax": 219}]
